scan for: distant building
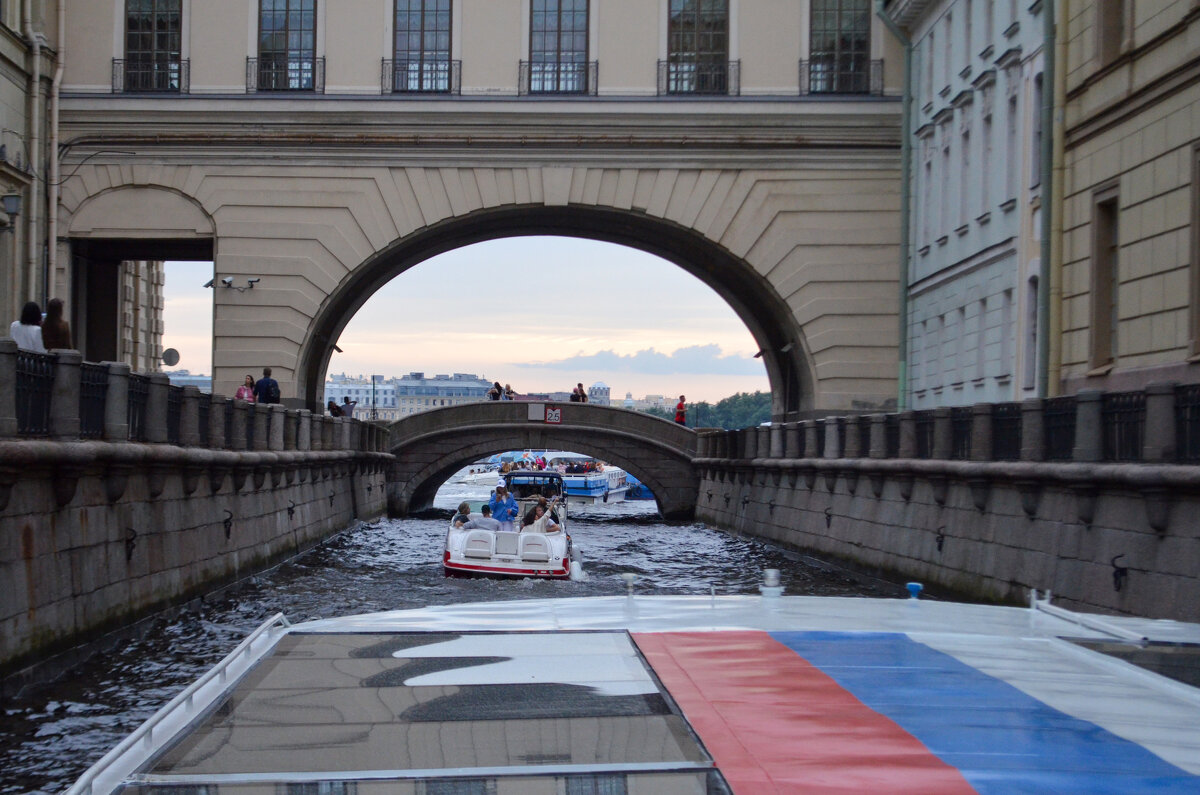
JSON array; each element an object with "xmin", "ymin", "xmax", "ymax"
[
  {"xmin": 623, "ymin": 391, "xmax": 634, "ymax": 409},
  {"xmin": 587, "ymin": 381, "xmax": 611, "ymax": 406},
  {"xmin": 165, "ymin": 370, "xmax": 212, "ymax": 392},
  {"xmin": 322, "ymin": 372, "xmax": 492, "ymax": 420}
]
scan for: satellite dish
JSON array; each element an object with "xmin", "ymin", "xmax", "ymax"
[{"xmin": 162, "ymin": 348, "xmax": 180, "ymax": 367}]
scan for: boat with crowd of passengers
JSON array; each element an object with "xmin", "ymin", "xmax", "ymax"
[
  {"xmin": 442, "ymin": 471, "xmax": 578, "ymax": 580},
  {"xmin": 67, "ymin": 584, "xmax": 1200, "ymax": 794},
  {"xmin": 543, "ymin": 451, "xmax": 629, "ymax": 505}
]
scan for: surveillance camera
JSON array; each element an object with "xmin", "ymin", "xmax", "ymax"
[
  {"xmin": 220, "ymin": 276, "xmax": 234, "ymax": 287},
  {"xmin": 202, "ymin": 278, "xmax": 214, "ymax": 288},
  {"xmin": 246, "ymin": 277, "xmax": 260, "ymax": 287}
]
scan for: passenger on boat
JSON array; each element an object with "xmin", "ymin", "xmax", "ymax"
[
  {"xmin": 451, "ymin": 501, "xmax": 472, "ymax": 528},
  {"xmin": 462, "ymin": 504, "xmax": 503, "ymax": 532},
  {"xmin": 522, "ymin": 502, "xmax": 561, "ymax": 533},
  {"xmin": 489, "ymin": 484, "xmax": 520, "ymax": 532}
]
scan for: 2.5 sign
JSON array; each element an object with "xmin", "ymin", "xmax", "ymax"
[{"xmin": 545, "ymin": 406, "xmax": 562, "ymax": 424}]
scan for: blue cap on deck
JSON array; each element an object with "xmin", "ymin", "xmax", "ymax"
[{"xmin": 906, "ymin": 582, "xmax": 923, "ymax": 599}]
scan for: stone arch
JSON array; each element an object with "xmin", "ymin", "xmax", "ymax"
[
  {"xmin": 385, "ymin": 402, "xmax": 698, "ymax": 518},
  {"xmin": 298, "ymin": 205, "xmax": 814, "ymax": 421},
  {"xmin": 67, "ymin": 185, "xmax": 215, "ymax": 238}
]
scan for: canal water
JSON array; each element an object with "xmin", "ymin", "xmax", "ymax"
[{"xmin": 1, "ymin": 481, "xmax": 907, "ymax": 794}]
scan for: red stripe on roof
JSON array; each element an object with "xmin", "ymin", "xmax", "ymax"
[{"xmin": 633, "ymin": 631, "xmax": 977, "ymax": 795}]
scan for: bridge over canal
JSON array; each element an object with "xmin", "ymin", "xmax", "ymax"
[{"xmin": 385, "ymin": 401, "xmax": 697, "ymax": 518}]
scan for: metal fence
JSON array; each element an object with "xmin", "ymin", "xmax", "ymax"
[
  {"xmin": 914, "ymin": 410, "xmax": 934, "ymax": 458},
  {"xmin": 79, "ymin": 362, "xmax": 108, "ymax": 439},
  {"xmin": 224, "ymin": 399, "xmax": 235, "ymax": 450},
  {"xmin": 112, "ymin": 57, "xmax": 189, "ymax": 93},
  {"xmin": 519, "ymin": 60, "xmax": 598, "ymax": 95},
  {"xmin": 198, "ymin": 398, "xmax": 211, "ymax": 448},
  {"xmin": 166, "ymin": 385, "xmax": 183, "ymax": 446},
  {"xmin": 1043, "ymin": 395, "xmax": 1076, "ymax": 460},
  {"xmin": 382, "ymin": 58, "xmax": 461, "ymax": 94},
  {"xmin": 1102, "ymin": 390, "xmax": 1145, "ymax": 462},
  {"xmin": 1176, "ymin": 383, "xmax": 1200, "ymax": 463},
  {"xmin": 991, "ymin": 402, "xmax": 1022, "ymax": 461},
  {"xmin": 814, "ymin": 419, "xmax": 826, "ymax": 458},
  {"xmin": 127, "ymin": 374, "xmax": 149, "ymax": 442},
  {"xmin": 15, "ymin": 351, "xmax": 54, "ymax": 436},
  {"xmin": 798, "ymin": 58, "xmax": 883, "ymax": 96},
  {"xmin": 657, "ymin": 59, "xmax": 740, "ymax": 96},
  {"xmin": 950, "ymin": 407, "xmax": 972, "ymax": 460},
  {"xmin": 885, "ymin": 414, "xmax": 900, "ymax": 458}
]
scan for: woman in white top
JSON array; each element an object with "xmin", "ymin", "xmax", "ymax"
[{"xmin": 9, "ymin": 302, "xmax": 45, "ymax": 352}]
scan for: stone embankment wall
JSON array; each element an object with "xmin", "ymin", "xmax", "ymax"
[
  {"xmin": 0, "ymin": 341, "xmax": 391, "ymax": 678},
  {"xmin": 695, "ymin": 391, "xmax": 1200, "ymax": 622}
]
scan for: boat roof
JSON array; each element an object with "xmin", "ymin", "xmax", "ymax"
[{"xmin": 72, "ymin": 594, "xmax": 1200, "ymax": 794}]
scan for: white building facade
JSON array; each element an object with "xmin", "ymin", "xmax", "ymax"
[
  {"xmin": 886, "ymin": 0, "xmax": 1047, "ymax": 409},
  {"xmin": 323, "ymin": 372, "xmax": 492, "ymax": 419}
]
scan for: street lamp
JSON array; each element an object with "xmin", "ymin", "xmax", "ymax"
[{"xmin": 371, "ymin": 375, "xmax": 379, "ymax": 419}]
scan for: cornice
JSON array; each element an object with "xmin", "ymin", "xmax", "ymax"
[{"xmin": 881, "ymin": 0, "xmax": 938, "ymax": 30}]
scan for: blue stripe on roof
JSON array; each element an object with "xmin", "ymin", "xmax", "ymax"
[{"xmin": 770, "ymin": 631, "xmax": 1198, "ymax": 795}]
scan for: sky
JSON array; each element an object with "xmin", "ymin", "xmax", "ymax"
[{"xmin": 162, "ymin": 237, "xmax": 770, "ymax": 403}]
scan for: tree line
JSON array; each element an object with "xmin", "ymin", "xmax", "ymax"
[{"xmin": 643, "ymin": 391, "xmax": 771, "ymax": 429}]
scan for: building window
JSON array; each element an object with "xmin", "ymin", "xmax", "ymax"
[
  {"xmin": 809, "ymin": 0, "xmax": 871, "ymax": 94},
  {"xmin": 257, "ymin": 0, "xmax": 318, "ymax": 91},
  {"xmin": 663, "ymin": 0, "xmax": 730, "ymax": 95},
  {"xmin": 1023, "ymin": 275, "xmax": 1038, "ymax": 389},
  {"xmin": 1192, "ymin": 146, "xmax": 1200, "ymax": 353},
  {"xmin": 1096, "ymin": 0, "xmax": 1125, "ymax": 67},
  {"xmin": 527, "ymin": 0, "xmax": 590, "ymax": 93},
  {"xmin": 960, "ymin": 128, "xmax": 970, "ymax": 228},
  {"xmin": 1090, "ymin": 189, "xmax": 1119, "ymax": 368},
  {"xmin": 124, "ymin": 0, "xmax": 183, "ymax": 92},
  {"xmin": 1006, "ymin": 94, "xmax": 1018, "ymax": 201},
  {"xmin": 1030, "ymin": 73, "xmax": 1043, "ymax": 188},
  {"xmin": 392, "ymin": 0, "xmax": 453, "ymax": 92}
]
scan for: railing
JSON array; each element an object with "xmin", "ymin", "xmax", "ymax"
[
  {"xmin": 224, "ymin": 398, "xmax": 235, "ymax": 450},
  {"xmin": 991, "ymin": 402, "xmax": 1022, "ymax": 461},
  {"xmin": 79, "ymin": 362, "xmax": 108, "ymax": 439},
  {"xmin": 245, "ymin": 405, "xmax": 256, "ymax": 450},
  {"xmin": 198, "ymin": 398, "xmax": 210, "ymax": 448},
  {"xmin": 1102, "ymin": 390, "xmax": 1145, "ymax": 462},
  {"xmin": 127, "ymin": 375, "xmax": 149, "ymax": 442},
  {"xmin": 247, "ymin": 56, "xmax": 325, "ymax": 93},
  {"xmin": 112, "ymin": 58, "xmax": 190, "ymax": 93},
  {"xmin": 657, "ymin": 59, "xmax": 740, "ymax": 96},
  {"xmin": 382, "ymin": 58, "xmax": 461, "ymax": 94},
  {"xmin": 814, "ymin": 419, "xmax": 826, "ymax": 457},
  {"xmin": 519, "ymin": 60, "xmax": 598, "ymax": 95},
  {"xmin": 914, "ymin": 410, "xmax": 934, "ymax": 459},
  {"xmin": 1044, "ymin": 395, "xmax": 1076, "ymax": 460},
  {"xmin": 884, "ymin": 414, "xmax": 900, "ymax": 458},
  {"xmin": 166, "ymin": 385, "xmax": 183, "ymax": 446},
  {"xmin": 1176, "ymin": 384, "xmax": 1200, "ymax": 463},
  {"xmin": 15, "ymin": 351, "xmax": 53, "ymax": 436},
  {"xmin": 799, "ymin": 58, "xmax": 883, "ymax": 96},
  {"xmin": 950, "ymin": 407, "xmax": 972, "ymax": 460}
]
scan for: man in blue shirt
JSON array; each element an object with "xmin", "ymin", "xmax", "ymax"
[
  {"xmin": 488, "ymin": 481, "xmax": 520, "ymax": 531},
  {"xmin": 253, "ymin": 367, "xmax": 280, "ymax": 404}
]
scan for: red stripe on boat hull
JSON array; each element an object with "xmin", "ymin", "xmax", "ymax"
[{"xmin": 633, "ymin": 631, "xmax": 977, "ymax": 795}]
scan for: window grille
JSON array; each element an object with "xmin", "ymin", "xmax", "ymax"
[
  {"xmin": 128, "ymin": 374, "xmax": 149, "ymax": 442},
  {"xmin": 1043, "ymin": 395, "xmax": 1076, "ymax": 460},
  {"xmin": 254, "ymin": 0, "xmax": 321, "ymax": 92},
  {"xmin": 991, "ymin": 402, "xmax": 1022, "ymax": 461},
  {"xmin": 662, "ymin": 0, "xmax": 732, "ymax": 95},
  {"xmin": 122, "ymin": 0, "xmax": 185, "ymax": 92},
  {"xmin": 391, "ymin": 0, "xmax": 454, "ymax": 92},
  {"xmin": 1176, "ymin": 384, "xmax": 1200, "ymax": 463},
  {"xmin": 950, "ymin": 406, "xmax": 972, "ymax": 459},
  {"xmin": 1101, "ymin": 390, "xmax": 1144, "ymax": 462}
]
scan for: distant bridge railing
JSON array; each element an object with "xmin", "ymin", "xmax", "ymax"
[
  {"xmin": 698, "ymin": 383, "xmax": 1196, "ymax": 466},
  {"xmin": 0, "ymin": 340, "xmax": 387, "ymax": 455}
]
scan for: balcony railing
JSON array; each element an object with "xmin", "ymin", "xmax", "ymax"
[
  {"xmin": 799, "ymin": 58, "xmax": 883, "ymax": 96},
  {"xmin": 247, "ymin": 56, "xmax": 325, "ymax": 93},
  {"xmin": 1044, "ymin": 395, "xmax": 1076, "ymax": 460},
  {"xmin": 519, "ymin": 60, "xmax": 598, "ymax": 96},
  {"xmin": 1176, "ymin": 383, "xmax": 1200, "ymax": 463},
  {"xmin": 382, "ymin": 59, "xmax": 461, "ymax": 94},
  {"xmin": 950, "ymin": 406, "xmax": 973, "ymax": 460},
  {"xmin": 657, "ymin": 59, "xmax": 740, "ymax": 96},
  {"xmin": 112, "ymin": 58, "xmax": 190, "ymax": 93}
]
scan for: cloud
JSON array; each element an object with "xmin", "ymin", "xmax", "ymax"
[{"xmin": 514, "ymin": 344, "xmax": 763, "ymax": 376}]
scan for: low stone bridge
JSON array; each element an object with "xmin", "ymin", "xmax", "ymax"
[{"xmin": 386, "ymin": 402, "xmax": 697, "ymax": 518}]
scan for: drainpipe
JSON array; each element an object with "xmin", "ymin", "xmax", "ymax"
[
  {"xmin": 1037, "ymin": 0, "xmax": 1057, "ymax": 397},
  {"xmin": 875, "ymin": 1, "xmax": 913, "ymax": 410},
  {"xmin": 46, "ymin": 0, "xmax": 63, "ymax": 298},
  {"xmin": 22, "ymin": 0, "xmax": 41, "ymax": 305},
  {"xmin": 1047, "ymin": 0, "xmax": 1066, "ymax": 396}
]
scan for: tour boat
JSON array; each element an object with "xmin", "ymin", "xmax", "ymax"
[
  {"xmin": 545, "ymin": 451, "xmax": 630, "ymax": 505},
  {"xmin": 67, "ymin": 585, "xmax": 1200, "ymax": 794},
  {"xmin": 442, "ymin": 471, "xmax": 576, "ymax": 580}
]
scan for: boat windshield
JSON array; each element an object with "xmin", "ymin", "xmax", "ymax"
[{"xmin": 506, "ymin": 473, "xmax": 564, "ymax": 500}]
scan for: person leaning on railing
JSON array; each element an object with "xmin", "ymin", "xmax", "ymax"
[{"xmin": 9, "ymin": 301, "xmax": 45, "ymax": 352}]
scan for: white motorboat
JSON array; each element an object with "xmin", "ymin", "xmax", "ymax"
[
  {"xmin": 67, "ymin": 586, "xmax": 1200, "ymax": 794},
  {"xmin": 442, "ymin": 471, "xmax": 576, "ymax": 579}
]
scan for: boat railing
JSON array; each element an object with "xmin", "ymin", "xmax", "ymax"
[{"xmin": 67, "ymin": 612, "xmax": 292, "ymax": 795}]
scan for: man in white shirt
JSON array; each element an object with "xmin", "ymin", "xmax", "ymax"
[{"xmin": 341, "ymin": 396, "xmax": 358, "ymax": 418}]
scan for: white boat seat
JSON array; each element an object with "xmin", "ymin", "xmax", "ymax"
[
  {"xmin": 520, "ymin": 534, "xmax": 551, "ymax": 562},
  {"xmin": 494, "ymin": 532, "xmax": 519, "ymax": 556},
  {"xmin": 463, "ymin": 530, "xmax": 494, "ymax": 559}
]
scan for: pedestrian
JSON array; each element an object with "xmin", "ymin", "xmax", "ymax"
[
  {"xmin": 488, "ymin": 381, "xmax": 502, "ymax": 400},
  {"xmin": 9, "ymin": 301, "xmax": 45, "ymax": 352},
  {"xmin": 341, "ymin": 396, "xmax": 358, "ymax": 418},
  {"xmin": 41, "ymin": 298, "xmax": 72, "ymax": 351},
  {"xmin": 326, "ymin": 400, "xmax": 343, "ymax": 417},
  {"xmin": 578, "ymin": 383, "xmax": 588, "ymax": 403},
  {"xmin": 674, "ymin": 394, "xmax": 687, "ymax": 425},
  {"xmin": 253, "ymin": 367, "xmax": 280, "ymax": 404},
  {"xmin": 235, "ymin": 374, "xmax": 256, "ymax": 402},
  {"xmin": 489, "ymin": 480, "xmax": 520, "ymax": 532},
  {"xmin": 503, "ymin": 384, "xmax": 516, "ymax": 400},
  {"xmin": 462, "ymin": 504, "xmax": 502, "ymax": 532}
]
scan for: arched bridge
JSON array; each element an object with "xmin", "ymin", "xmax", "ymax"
[{"xmin": 385, "ymin": 402, "xmax": 697, "ymax": 519}]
